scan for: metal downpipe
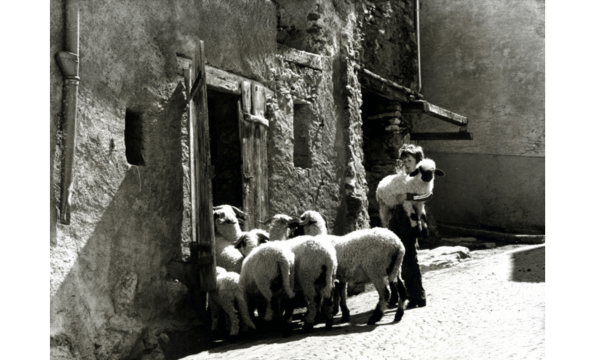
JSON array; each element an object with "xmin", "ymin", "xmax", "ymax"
[
  {"xmin": 416, "ymin": 0, "xmax": 422, "ymax": 93},
  {"xmin": 56, "ymin": 0, "xmax": 80, "ymax": 225}
]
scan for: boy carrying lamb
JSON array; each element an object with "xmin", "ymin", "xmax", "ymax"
[
  {"xmin": 376, "ymin": 144, "xmax": 444, "ymax": 238},
  {"xmin": 375, "ymin": 144, "xmax": 444, "ymax": 309}
]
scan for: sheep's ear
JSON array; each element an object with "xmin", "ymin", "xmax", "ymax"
[
  {"xmin": 260, "ymin": 217, "xmax": 274, "ymax": 225},
  {"xmin": 409, "ymin": 168, "xmax": 420, "ymax": 177},
  {"xmin": 213, "ymin": 205, "xmax": 224, "ymax": 210},
  {"xmin": 234, "ymin": 237, "xmax": 246, "ymax": 249},
  {"xmin": 230, "ymin": 206, "xmax": 247, "ymax": 219},
  {"xmin": 435, "ymin": 169, "xmax": 445, "ymax": 177},
  {"xmin": 255, "ymin": 232, "xmax": 270, "ymax": 244}
]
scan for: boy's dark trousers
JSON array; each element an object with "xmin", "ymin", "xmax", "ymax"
[{"xmin": 388, "ymin": 205, "xmax": 426, "ymax": 306}]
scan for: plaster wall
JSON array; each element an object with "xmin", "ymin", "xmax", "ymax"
[
  {"xmin": 414, "ymin": 0, "xmax": 545, "ymax": 232},
  {"xmin": 50, "ymin": 0, "xmax": 421, "ymax": 357},
  {"xmin": 50, "ymin": 1, "xmax": 277, "ymax": 358}
]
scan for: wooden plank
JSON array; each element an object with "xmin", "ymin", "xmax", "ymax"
[
  {"xmin": 277, "ymin": 43, "xmax": 323, "ymax": 70},
  {"xmin": 184, "ymin": 68, "xmax": 197, "ymax": 245},
  {"xmin": 191, "ymin": 41, "xmax": 217, "ymax": 291},
  {"xmin": 402, "ymin": 100, "xmax": 468, "ymax": 127},
  {"xmin": 205, "ymin": 65, "xmax": 274, "ymax": 98},
  {"xmin": 243, "ymin": 113, "xmax": 269, "ymax": 127},
  {"xmin": 359, "ymin": 72, "xmax": 409, "ymax": 102},
  {"xmin": 252, "ymin": 83, "xmax": 268, "ymax": 230},
  {"xmin": 239, "ymin": 82, "xmax": 255, "ymax": 230},
  {"xmin": 409, "ymin": 132, "xmax": 473, "ymax": 141}
]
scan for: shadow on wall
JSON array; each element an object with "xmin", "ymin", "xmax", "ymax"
[
  {"xmin": 50, "ymin": 83, "xmax": 200, "ymax": 359},
  {"xmin": 510, "ymin": 246, "xmax": 544, "ymax": 283}
]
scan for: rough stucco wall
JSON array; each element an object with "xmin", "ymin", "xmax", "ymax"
[
  {"xmin": 360, "ymin": 0, "xmax": 419, "ymax": 90},
  {"xmin": 50, "ymin": 1, "xmax": 277, "ymax": 358},
  {"xmin": 415, "ymin": 0, "xmax": 545, "ymax": 156},
  {"xmin": 268, "ymin": 56, "xmax": 345, "ymax": 230},
  {"xmin": 411, "ymin": 0, "xmax": 545, "ymax": 233},
  {"xmin": 427, "ymin": 152, "xmax": 545, "ymax": 234}
]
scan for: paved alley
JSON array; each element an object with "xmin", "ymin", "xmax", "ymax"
[{"xmin": 182, "ymin": 244, "xmax": 545, "ymax": 360}]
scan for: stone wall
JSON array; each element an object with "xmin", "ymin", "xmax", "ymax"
[
  {"xmin": 50, "ymin": 0, "xmax": 420, "ymax": 358},
  {"xmin": 412, "ymin": 0, "xmax": 545, "ymax": 233},
  {"xmin": 50, "ymin": 1, "xmax": 277, "ymax": 359}
]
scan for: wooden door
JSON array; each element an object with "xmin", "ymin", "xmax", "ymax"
[
  {"xmin": 239, "ymin": 82, "xmax": 269, "ymax": 230},
  {"xmin": 187, "ymin": 41, "xmax": 216, "ymax": 292}
]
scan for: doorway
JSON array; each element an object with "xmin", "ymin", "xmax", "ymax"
[{"xmin": 207, "ymin": 91, "xmax": 243, "ymax": 209}]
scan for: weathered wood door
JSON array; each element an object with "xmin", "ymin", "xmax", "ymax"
[
  {"xmin": 239, "ymin": 81, "xmax": 269, "ymax": 230},
  {"xmin": 187, "ymin": 41, "xmax": 216, "ymax": 292}
]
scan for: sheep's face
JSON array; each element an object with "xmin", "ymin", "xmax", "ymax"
[
  {"xmin": 298, "ymin": 211, "xmax": 322, "ymax": 226},
  {"xmin": 234, "ymin": 232, "xmax": 268, "ymax": 257},
  {"xmin": 408, "ymin": 159, "xmax": 445, "ymax": 183},
  {"xmin": 213, "ymin": 205, "xmax": 246, "ymax": 227}
]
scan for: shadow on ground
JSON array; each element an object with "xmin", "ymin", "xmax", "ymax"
[
  {"xmin": 510, "ymin": 245, "xmax": 545, "ymax": 283},
  {"xmin": 202, "ymin": 308, "xmax": 400, "ymax": 356}
]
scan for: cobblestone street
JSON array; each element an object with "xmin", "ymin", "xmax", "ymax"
[{"xmin": 181, "ymin": 244, "xmax": 545, "ymax": 360}]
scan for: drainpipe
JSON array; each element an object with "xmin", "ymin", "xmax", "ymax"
[
  {"xmin": 416, "ymin": 0, "xmax": 422, "ymax": 93},
  {"xmin": 55, "ymin": 0, "xmax": 80, "ymax": 225}
]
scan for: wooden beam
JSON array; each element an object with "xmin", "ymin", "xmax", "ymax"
[
  {"xmin": 410, "ymin": 132, "xmax": 473, "ymax": 141},
  {"xmin": 277, "ymin": 43, "xmax": 323, "ymax": 70},
  {"xmin": 402, "ymin": 100, "xmax": 468, "ymax": 127},
  {"xmin": 243, "ymin": 113, "xmax": 269, "ymax": 127},
  {"xmin": 205, "ymin": 65, "xmax": 273, "ymax": 97},
  {"xmin": 357, "ymin": 69, "xmax": 410, "ymax": 102}
]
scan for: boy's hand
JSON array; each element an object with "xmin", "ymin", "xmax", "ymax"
[{"xmin": 395, "ymin": 193, "xmax": 407, "ymax": 203}]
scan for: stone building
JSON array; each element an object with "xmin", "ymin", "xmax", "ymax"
[
  {"xmin": 50, "ymin": 0, "xmax": 483, "ymax": 359},
  {"xmin": 414, "ymin": 0, "xmax": 545, "ymax": 235}
]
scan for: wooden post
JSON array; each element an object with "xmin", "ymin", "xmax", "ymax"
[
  {"xmin": 240, "ymin": 81, "xmax": 255, "ymax": 230},
  {"xmin": 189, "ymin": 41, "xmax": 216, "ymax": 292},
  {"xmin": 251, "ymin": 83, "xmax": 268, "ymax": 229}
]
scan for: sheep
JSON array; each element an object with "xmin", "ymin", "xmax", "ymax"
[
  {"xmin": 327, "ymin": 227, "xmax": 408, "ymax": 325},
  {"xmin": 297, "ymin": 210, "xmax": 329, "ymax": 236},
  {"xmin": 295, "ymin": 210, "xmax": 408, "ymax": 325},
  {"xmin": 209, "ymin": 267, "xmax": 256, "ymax": 342},
  {"xmin": 264, "ymin": 216, "xmax": 337, "ymax": 332},
  {"xmin": 260, "ymin": 214, "xmax": 295, "ymax": 242},
  {"xmin": 212, "ymin": 205, "xmax": 248, "ymax": 274},
  {"xmin": 234, "ymin": 231, "xmax": 296, "ymax": 332},
  {"xmin": 376, "ymin": 158, "xmax": 444, "ymax": 238}
]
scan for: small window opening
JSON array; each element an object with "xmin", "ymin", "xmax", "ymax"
[
  {"xmin": 293, "ymin": 104, "xmax": 313, "ymax": 168},
  {"xmin": 125, "ymin": 109, "xmax": 145, "ymax": 166}
]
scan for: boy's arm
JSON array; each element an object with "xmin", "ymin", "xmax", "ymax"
[{"xmin": 406, "ymin": 193, "xmax": 433, "ymax": 202}]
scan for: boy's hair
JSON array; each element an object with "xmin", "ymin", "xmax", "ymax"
[{"xmin": 398, "ymin": 144, "xmax": 424, "ymax": 163}]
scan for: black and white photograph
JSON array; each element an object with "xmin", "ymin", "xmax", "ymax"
[{"xmin": 16, "ymin": 0, "xmax": 581, "ymax": 358}]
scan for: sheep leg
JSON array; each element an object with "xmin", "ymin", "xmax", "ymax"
[
  {"xmin": 336, "ymin": 281, "xmax": 350, "ymax": 323},
  {"xmin": 378, "ymin": 202, "xmax": 392, "ymax": 228},
  {"xmin": 281, "ymin": 293, "xmax": 296, "ymax": 337},
  {"xmin": 209, "ymin": 299, "xmax": 221, "ymax": 334},
  {"xmin": 322, "ymin": 296, "xmax": 334, "ymax": 330},
  {"xmin": 301, "ymin": 283, "xmax": 318, "ymax": 332},
  {"xmin": 219, "ymin": 298, "xmax": 240, "ymax": 341},
  {"xmin": 332, "ymin": 282, "xmax": 340, "ymax": 316},
  {"xmin": 236, "ymin": 292, "xmax": 256, "ymax": 331},
  {"xmin": 393, "ymin": 275, "xmax": 408, "ymax": 323},
  {"xmin": 367, "ymin": 275, "xmax": 390, "ymax": 325}
]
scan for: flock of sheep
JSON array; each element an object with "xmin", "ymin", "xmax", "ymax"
[{"xmin": 207, "ymin": 158, "xmax": 441, "ymax": 341}]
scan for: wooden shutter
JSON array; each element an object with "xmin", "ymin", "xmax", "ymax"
[
  {"xmin": 188, "ymin": 41, "xmax": 216, "ymax": 292},
  {"xmin": 239, "ymin": 82, "xmax": 269, "ymax": 230}
]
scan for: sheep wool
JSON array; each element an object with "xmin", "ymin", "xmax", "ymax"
[
  {"xmin": 209, "ymin": 267, "xmax": 256, "ymax": 339},
  {"xmin": 376, "ymin": 158, "xmax": 438, "ymax": 233},
  {"xmin": 283, "ymin": 235, "xmax": 337, "ymax": 329},
  {"xmin": 237, "ymin": 233, "xmax": 296, "ymax": 322},
  {"xmin": 325, "ymin": 227, "xmax": 408, "ymax": 325}
]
